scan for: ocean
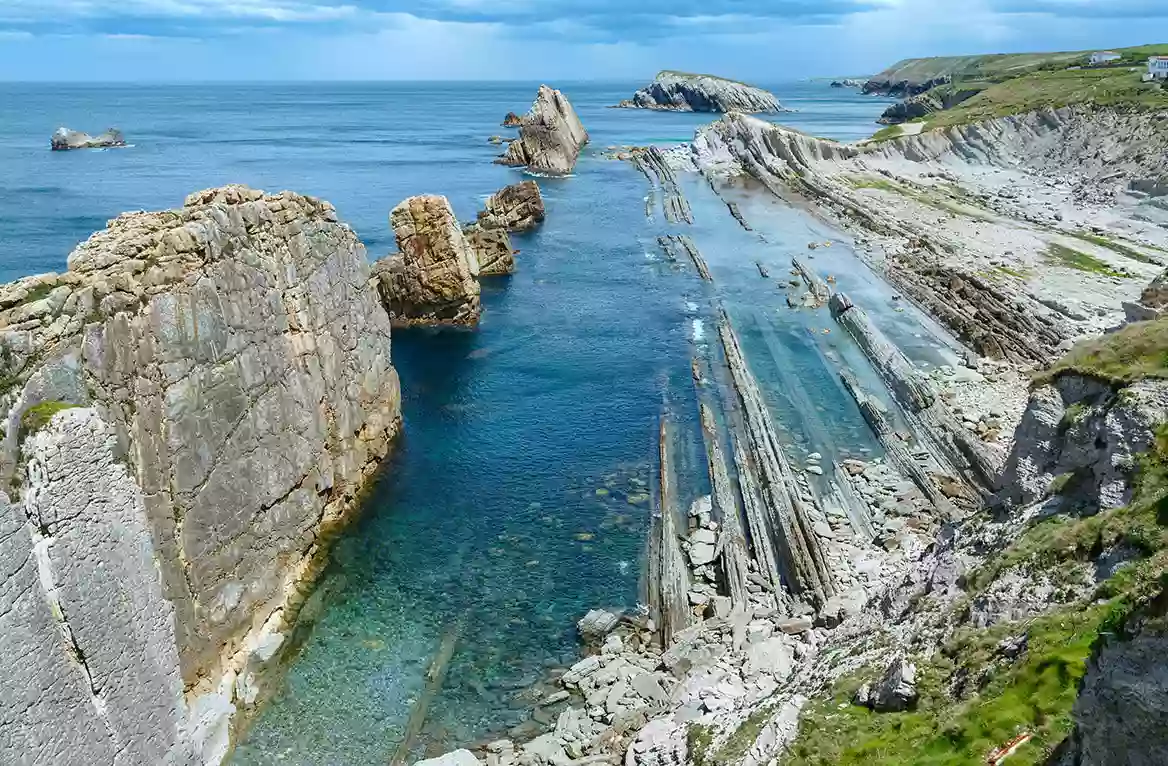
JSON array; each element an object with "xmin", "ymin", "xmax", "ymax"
[{"xmin": 0, "ymin": 81, "xmax": 950, "ymax": 764}]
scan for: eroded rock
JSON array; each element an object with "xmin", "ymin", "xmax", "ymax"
[
  {"xmin": 497, "ymin": 85, "xmax": 588, "ymax": 175},
  {"xmin": 51, "ymin": 127, "xmax": 126, "ymax": 151},
  {"xmin": 478, "ymin": 180, "xmax": 546, "ymax": 232},
  {"xmin": 618, "ymin": 71, "xmax": 784, "ymax": 113}
]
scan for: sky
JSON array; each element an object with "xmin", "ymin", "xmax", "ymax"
[{"xmin": 0, "ymin": 0, "xmax": 1167, "ymax": 81}]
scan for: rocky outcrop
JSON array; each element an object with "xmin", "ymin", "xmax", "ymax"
[
  {"xmin": 497, "ymin": 86, "xmax": 588, "ymax": 175},
  {"xmin": 863, "ymin": 73, "xmax": 951, "ymax": 98},
  {"xmin": 502, "ymin": 112, "xmax": 523, "ymax": 127},
  {"xmin": 374, "ymin": 195, "xmax": 482, "ymax": 325},
  {"xmin": 1125, "ymin": 269, "xmax": 1168, "ymax": 322},
  {"xmin": 877, "ymin": 86, "xmax": 983, "ymax": 125},
  {"xmin": 617, "ymin": 71, "xmax": 785, "ymax": 113},
  {"xmin": 1000, "ymin": 372, "xmax": 1168, "ymax": 511},
  {"xmin": 0, "ymin": 184, "xmax": 402, "ymax": 764},
  {"xmin": 831, "ymin": 79, "xmax": 865, "ymax": 88},
  {"xmin": 51, "ymin": 127, "xmax": 126, "ymax": 151},
  {"xmin": 463, "ymin": 224, "xmax": 515, "ymax": 277},
  {"xmin": 477, "ymin": 180, "xmax": 545, "ymax": 232}
]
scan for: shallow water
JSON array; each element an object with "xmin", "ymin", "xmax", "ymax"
[{"xmin": 0, "ymin": 80, "xmax": 930, "ymax": 764}]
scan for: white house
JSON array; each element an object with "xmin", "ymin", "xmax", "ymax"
[
  {"xmin": 1090, "ymin": 51, "xmax": 1121, "ymax": 65},
  {"xmin": 1149, "ymin": 56, "xmax": 1168, "ymax": 79}
]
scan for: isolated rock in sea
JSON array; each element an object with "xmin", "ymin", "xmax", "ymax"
[
  {"xmin": 502, "ymin": 111, "xmax": 523, "ymax": 127},
  {"xmin": 477, "ymin": 180, "xmax": 546, "ymax": 232},
  {"xmin": 0, "ymin": 184, "xmax": 402, "ymax": 764},
  {"xmin": 374, "ymin": 194, "xmax": 482, "ymax": 325},
  {"xmin": 51, "ymin": 126, "xmax": 126, "ymax": 150},
  {"xmin": 617, "ymin": 71, "xmax": 784, "ymax": 113},
  {"xmin": 497, "ymin": 85, "xmax": 589, "ymax": 175},
  {"xmin": 831, "ymin": 79, "xmax": 865, "ymax": 88},
  {"xmin": 464, "ymin": 223, "xmax": 515, "ymax": 276}
]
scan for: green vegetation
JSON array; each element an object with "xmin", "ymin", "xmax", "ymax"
[
  {"xmin": 688, "ymin": 706, "xmax": 778, "ymax": 766},
  {"xmin": 18, "ymin": 401, "xmax": 78, "ymax": 441},
  {"xmin": 848, "ymin": 176, "xmax": 993, "ymax": 221},
  {"xmin": 1044, "ymin": 242, "xmax": 1129, "ymax": 278},
  {"xmin": 1034, "ymin": 317, "xmax": 1168, "ymax": 385},
  {"xmin": 789, "ymin": 409, "xmax": 1168, "ymax": 765},
  {"xmin": 869, "ymin": 124, "xmax": 905, "ymax": 142},
  {"xmin": 21, "ymin": 282, "xmax": 56, "ymax": 305},
  {"xmin": 687, "ymin": 724, "xmax": 715, "ymax": 766},
  {"xmin": 992, "ymin": 264, "xmax": 1032, "ymax": 280},
  {"xmin": 1067, "ymin": 230, "xmax": 1160, "ymax": 265}
]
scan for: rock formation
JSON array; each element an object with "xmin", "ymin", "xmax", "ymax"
[
  {"xmin": 0, "ymin": 184, "xmax": 402, "ymax": 764},
  {"xmin": 374, "ymin": 195, "xmax": 482, "ymax": 325},
  {"xmin": 51, "ymin": 127, "xmax": 126, "ymax": 151},
  {"xmin": 617, "ymin": 71, "xmax": 784, "ymax": 113},
  {"xmin": 877, "ymin": 86, "xmax": 983, "ymax": 125},
  {"xmin": 863, "ymin": 73, "xmax": 952, "ymax": 98},
  {"xmin": 477, "ymin": 180, "xmax": 545, "ymax": 232},
  {"xmin": 502, "ymin": 112, "xmax": 523, "ymax": 127},
  {"xmin": 497, "ymin": 86, "xmax": 588, "ymax": 175},
  {"xmin": 463, "ymin": 224, "xmax": 515, "ymax": 276},
  {"xmin": 831, "ymin": 79, "xmax": 865, "ymax": 88}
]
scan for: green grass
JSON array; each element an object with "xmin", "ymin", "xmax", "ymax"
[
  {"xmin": 1044, "ymin": 242, "xmax": 1129, "ymax": 278},
  {"xmin": 19, "ymin": 401, "xmax": 78, "ymax": 441},
  {"xmin": 688, "ymin": 724, "xmax": 715, "ymax": 766},
  {"xmin": 922, "ymin": 67, "xmax": 1168, "ymax": 129},
  {"xmin": 789, "ymin": 415, "xmax": 1168, "ymax": 766},
  {"xmin": 992, "ymin": 264, "xmax": 1032, "ymax": 280},
  {"xmin": 869, "ymin": 125, "xmax": 905, "ymax": 142},
  {"xmin": 1034, "ymin": 318, "xmax": 1168, "ymax": 385},
  {"xmin": 1066, "ymin": 231, "xmax": 1160, "ymax": 265},
  {"xmin": 848, "ymin": 176, "xmax": 993, "ymax": 220}
]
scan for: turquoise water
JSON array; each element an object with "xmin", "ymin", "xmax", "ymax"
[{"xmin": 0, "ymin": 81, "xmax": 945, "ymax": 764}]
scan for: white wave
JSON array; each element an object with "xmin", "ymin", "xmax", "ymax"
[
  {"xmin": 685, "ymin": 301, "xmax": 698, "ymax": 312},
  {"xmin": 691, "ymin": 319, "xmax": 705, "ymax": 341}
]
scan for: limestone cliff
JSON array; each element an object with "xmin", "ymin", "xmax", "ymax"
[
  {"xmin": 0, "ymin": 184, "xmax": 402, "ymax": 764},
  {"xmin": 617, "ymin": 71, "xmax": 785, "ymax": 113},
  {"xmin": 374, "ymin": 194, "xmax": 482, "ymax": 325},
  {"xmin": 497, "ymin": 85, "xmax": 588, "ymax": 175}
]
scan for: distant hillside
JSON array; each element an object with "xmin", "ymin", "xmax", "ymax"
[{"xmin": 865, "ymin": 44, "xmax": 1168, "ymax": 96}]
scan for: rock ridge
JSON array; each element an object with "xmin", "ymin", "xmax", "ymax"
[{"xmin": 617, "ymin": 71, "xmax": 785, "ymax": 114}]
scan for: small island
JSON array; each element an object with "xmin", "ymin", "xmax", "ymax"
[{"xmin": 616, "ymin": 71, "xmax": 785, "ymax": 113}]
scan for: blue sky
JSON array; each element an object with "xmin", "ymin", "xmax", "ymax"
[{"xmin": 1, "ymin": 0, "xmax": 1166, "ymax": 81}]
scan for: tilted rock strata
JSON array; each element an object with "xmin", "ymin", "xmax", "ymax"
[
  {"xmin": 477, "ymin": 180, "xmax": 545, "ymax": 232},
  {"xmin": 51, "ymin": 126, "xmax": 126, "ymax": 150},
  {"xmin": 617, "ymin": 71, "xmax": 784, "ymax": 113},
  {"xmin": 463, "ymin": 224, "xmax": 515, "ymax": 276},
  {"xmin": 497, "ymin": 85, "xmax": 589, "ymax": 175},
  {"xmin": 877, "ymin": 86, "xmax": 983, "ymax": 125},
  {"xmin": 375, "ymin": 194, "xmax": 482, "ymax": 325},
  {"xmin": 0, "ymin": 184, "xmax": 402, "ymax": 763}
]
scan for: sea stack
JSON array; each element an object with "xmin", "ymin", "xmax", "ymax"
[
  {"xmin": 0, "ymin": 184, "xmax": 401, "ymax": 764},
  {"xmin": 617, "ymin": 71, "xmax": 784, "ymax": 113},
  {"xmin": 50, "ymin": 127, "xmax": 126, "ymax": 150},
  {"xmin": 497, "ymin": 85, "xmax": 589, "ymax": 175},
  {"xmin": 477, "ymin": 180, "xmax": 545, "ymax": 232},
  {"xmin": 463, "ymin": 225, "xmax": 516, "ymax": 276},
  {"xmin": 374, "ymin": 195, "xmax": 482, "ymax": 326}
]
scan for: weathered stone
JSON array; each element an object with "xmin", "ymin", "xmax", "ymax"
[
  {"xmin": 617, "ymin": 72, "xmax": 785, "ymax": 113},
  {"xmin": 417, "ymin": 749, "xmax": 483, "ymax": 766},
  {"xmin": 497, "ymin": 85, "xmax": 589, "ymax": 175},
  {"xmin": 872, "ymin": 658, "xmax": 918, "ymax": 712},
  {"xmin": 478, "ymin": 180, "xmax": 546, "ymax": 232},
  {"xmin": 464, "ymin": 224, "xmax": 516, "ymax": 276},
  {"xmin": 577, "ymin": 609, "xmax": 621, "ymax": 640},
  {"xmin": 51, "ymin": 126, "xmax": 126, "ymax": 150},
  {"xmin": 373, "ymin": 194, "xmax": 482, "ymax": 326},
  {"xmin": 0, "ymin": 185, "xmax": 401, "ymax": 764}
]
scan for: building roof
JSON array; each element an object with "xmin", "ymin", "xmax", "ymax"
[{"xmin": 1094, "ymin": 51, "xmax": 1119, "ymax": 55}]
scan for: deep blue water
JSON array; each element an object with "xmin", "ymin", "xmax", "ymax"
[{"xmin": 0, "ymin": 81, "xmax": 946, "ymax": 765}]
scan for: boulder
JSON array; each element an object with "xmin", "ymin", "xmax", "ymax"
[
  {"xmin": 463, "ymin": 224, "xmax": 515, "ymax": 277},
  {"xmin": 50, "ymin": 126, "xmax": 126, "ymax": 151},
  {"xmin": 577, "ymin": 608, "xmax": 621, "ymax": 640},
  {"xmin": 373, "ymin": 195, "xmax": 482, "ymax": 326},
  {"xmin": 617, "ymin": 71, "xmax": 785, "ymax": 113},
  {"xmin": 478, "ymin": 180, "xmax": 546, "ymax": 232},
  {"xmin": 497, "ymin": 85, "xmax": 588, "ymax": 175},
  {"xmin": 502, "ymin": 111, "xmax": 523, "ymax": 127},
  {"xmin": 416, "ymin": 750, "xmax": 483, "ymax": 766},
  {"xmin": 0, "ymin": 185, "xmax": 402, "ymax": 764},
  {"xmin": 872, "ymin": 657, "xmax": 918, "ymax": 712}
]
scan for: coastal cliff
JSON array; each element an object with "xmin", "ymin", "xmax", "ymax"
[
  {"xmin": 617, "ymin": 71, "xmax": 784, "ymax": 113},
  {"xmin": 498, "ymin": 85, "xmax": 588, "ymax": 175},
  {"xmin": 0, "ymin": 185, "xmax": 402, "ymax": 764}
]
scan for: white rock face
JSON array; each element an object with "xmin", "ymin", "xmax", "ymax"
[
  {"xmin": 619, "ymin": 71, "xmax": 785, "ymax": 113},
  {"xmin": 0, "ymin": 185, "xmax": 402, "ymax": 764}
]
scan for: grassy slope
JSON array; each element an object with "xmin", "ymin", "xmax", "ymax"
[
  {"xmin": 787, "ymin": 326, "xmax": 1168, "ymax": 765},
  {"xmin": 871, "ymin": 44, "xmax": 1168, "ymax": 86}
]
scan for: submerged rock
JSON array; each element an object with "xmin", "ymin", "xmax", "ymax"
[
  {"xmin": 497, "ymin": 85, "xmax": 589, "ymax": 175},
  {"xmin": 50, "ymin": 126, "xmax": 126, "ymax": 150},
  {"xmin": 0, "ymin": 184, "xmax": 402, "ymax": 764},
  {"xmin": 617, "ymin": 71, "xmax": 784, "ymax": 113},
  {"xmin": 374, "ymin": 194, "xmax": 482, "ymax": 326},
  {"xmin": 464, "ymin": 223, "xmax": 515, "ymax": 276},
  {"xmin": 478, "ymin": 180, "xmax": 546, "ymax": 232}
]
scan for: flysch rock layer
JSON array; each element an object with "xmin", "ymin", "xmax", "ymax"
[
  {"xmin": 478, "ymin": 180, "xmax": 546, "ymax": 232},
  {"xmin": 497, "ymin": 85, "xmax": 589, "ymax": 175},
  {"xmin": 374, "ymin": 194, "xmax": 483, "ymax": 325},
  {"xmin": 0, "ymin": 184, "xmax": 402, "ymax": 765},
  {"xmin": 617, "ymin": 71, "xmax": 785, "ymax": 114}
]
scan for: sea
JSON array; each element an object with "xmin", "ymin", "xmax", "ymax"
[{"xmin": 0, "ymin": 81, "xmax": 957, "ymax": 764}]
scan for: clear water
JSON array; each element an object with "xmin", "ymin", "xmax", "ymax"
[{"xmin": 0, "ymin": 81, "xmax": 949, "ymax": 765}]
